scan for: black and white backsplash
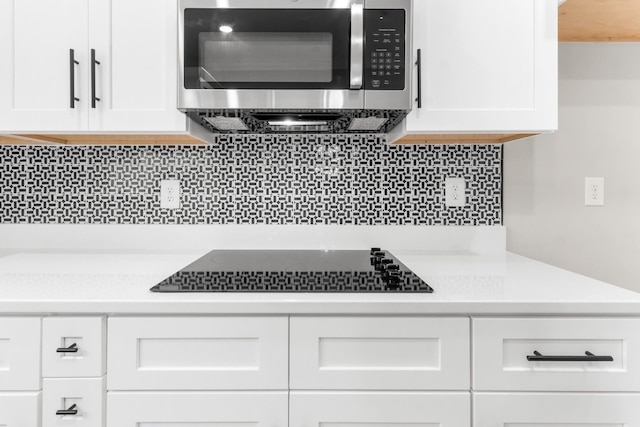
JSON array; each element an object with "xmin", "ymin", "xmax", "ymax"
[{"xmin": 0, "ymin": 135, "xmax": 502, "ymax": 225}]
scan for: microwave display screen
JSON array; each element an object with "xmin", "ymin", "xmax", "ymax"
[
  {"xmin": 183, "ymin": 9, "xmax": 351, "ymax": 90},
  {"xmin": 200, "ymin": 32, "xmax": 333, "ymax": 83}
]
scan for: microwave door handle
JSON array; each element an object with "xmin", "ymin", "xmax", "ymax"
[{"xmin": 350, "ymin": 0, "xmax": 364, "ymax": 89}]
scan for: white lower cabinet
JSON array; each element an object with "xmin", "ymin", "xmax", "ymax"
[
  {"xmin": 42, "ymin": 378, "xmax": 105, "ymax": 427},
  {"xmin": 0, "ymin": 392, "xmax": 41, "ymax": 426},
  {"xmin": 290, "ymin": 316, "xmax": 470, "ymax": 390},
  {"xmin": 473, "ymin": 318, "xmax": 640, "ymax": 391},
  {"xmin": 474, "ymin": 393, "xmax": 640, "ymax": 427},
  {"xmin": 107, "ymin": 316, "xmax": 288, "ymax": 391},
  {"xmin": 472, "ymin": 317, "xmax": 640, "ymax": 427},
  {"xmin": 106, "ymin": 391, "xmax": 288, "ymax": 427},
  {"xmin": 0, "ymin": 317, "xmax": 42, "ymax": 390},
  {"xmin": 290, "ymin": 392, "xmax": 470, "ymax": 427}
]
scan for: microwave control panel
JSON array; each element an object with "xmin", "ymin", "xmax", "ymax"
[{"xmin": 364, "ymin": 9, "xmax": 406, "ymax": 91}]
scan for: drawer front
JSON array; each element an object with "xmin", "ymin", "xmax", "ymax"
[
  {"xmin": 0, "ymin": 392, "xmax": 41, "ymax": 426},
  {"xmin": 0, "ymin": 317, "xmax": 41, "ymax": 390},
  {"xmin": 42, "ymin": 377, "xmax": 105, "ymax": 427},
  {"xmin": 291, "ymin": 392, "xmax": 470, "ymax": 427},
  {"xmin": 473, "ymin": 317, "xmax": 640, "ymax": 391},
  {"xmin": 107, "ymin": 391, "xmax": 288, "ymax": 427},
  {"xmin": 474, "ymin": 392, "xmax": 640, "ymax": 427},
  {"xmin": 42, "ymin": 317, "xmax": 106, "ymax": 378},
  {"xmin": 290, "ymin": 316, "xmax": 470, "ymax": 390},
  {"xmin": 107, "ymin": 316, "xmax": 288, "ymax": 390}
]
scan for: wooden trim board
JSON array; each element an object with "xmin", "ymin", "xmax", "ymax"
[{"xmin": 559, "ymin": 0, "xmax": 640, "ymax": 42}]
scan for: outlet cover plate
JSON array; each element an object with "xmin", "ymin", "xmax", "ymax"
[
  {"xmin": 585, "ymin": 177, "xmax": 604, "ymax": 206},
  {"xmin": 445, "ymin": 177, "xmax": 466, "ymax": 207},
  {"xmin": 160, "ymin": 180, "xmax": 181, "ymax": 209}
]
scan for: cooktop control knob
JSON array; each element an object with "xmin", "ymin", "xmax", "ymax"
[{"xmin": 374, "ymin": 258, "xmax": 393, "ymax": 272}]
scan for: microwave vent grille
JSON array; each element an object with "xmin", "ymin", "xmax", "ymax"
[
  {"xmin": 348, "ymin": 117, "xmax": 388, "ymax": 131},
  {"xmin": 204, "ymin": 116, "xmax": 249, "ymax": 131}
]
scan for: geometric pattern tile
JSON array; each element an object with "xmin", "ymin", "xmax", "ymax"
[{"xmin": 0, "ymin": 135, "xmax": 502, "ymax": 225}]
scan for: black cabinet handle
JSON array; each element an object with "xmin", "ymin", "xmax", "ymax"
[
  {"xmin": 56, "ymin": 404, "xmax": 78, "ymax": 416},
  {"xmin": 415, "ymin": 48, "xmax": 422, "ymax": 109},
  {"xmin": 91, "ymin": 49, "xmax": 101, "ymax": 108},
  {"xmin": 527, "ymin": 350, "xmax": 614, "ymax": 362},
  {"xmin": 69, "ymin": 49, "xmax": 80, "ymax": 108},
  {"xmin": 56, "ymin": 343, "xmax": 78, "ymax": 353}
]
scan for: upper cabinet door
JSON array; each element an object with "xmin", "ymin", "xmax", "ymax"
[
  {"xmin": 405, "ymin": 0, "xmax": 557, "ymax": 133},
  {"xmin": 0, "ymin": 0, "xmax": 90, "ymax": 132},
  {"xmin": 88, "ymin": 0, "xmax": 186, "ymax": 132}
]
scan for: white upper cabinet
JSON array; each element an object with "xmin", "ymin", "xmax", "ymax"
[
  {"xmin": 0, "ymin": 0, "xmax": 90, "ymax": 132},
  {"xmin": 89, "ymin": 0, "xmax": 186, "ymax": 132},
  {"xmin": 0, "ymin": 0, "xmax": 186, "ymax": 133},
  {"xmin": 405, "ymin": 0, "xmax": 558, "ymax": 134}
]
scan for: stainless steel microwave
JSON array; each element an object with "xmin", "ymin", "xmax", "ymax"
[{"xmin": 178, "ymin": 0, "xmax": 413, "ymax": 134}]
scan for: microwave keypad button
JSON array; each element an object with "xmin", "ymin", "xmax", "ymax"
[{"xmin": 364, "ymin": 9, "xmax": 405, "ymax": 90}]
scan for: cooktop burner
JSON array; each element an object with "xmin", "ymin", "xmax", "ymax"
[{"xmin": 151, "ymin": 249, "xmax": 433, "ymax": 293}]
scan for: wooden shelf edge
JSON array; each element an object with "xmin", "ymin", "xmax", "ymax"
[
  {"xmin": 393, "ymin": 133, "xmax": 539, "ymax": 145},
  {"xmin": 559, "ymin": 0, "xmax": 640, "ymax": 43},
  {"xmin": 0, "ymin": 134, "xmax": 208, "ymax": 146}
]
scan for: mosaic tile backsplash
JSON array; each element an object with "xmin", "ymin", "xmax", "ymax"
[{"xmin": 1, "ymin": 135, "xmax": 502, "ymax": 225}]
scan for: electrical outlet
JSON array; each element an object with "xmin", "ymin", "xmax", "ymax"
[
  {"xmin": 160, "ymin": 180, "xmax": 181, "ymax": 209},
  {"xmin": 585, "ymin": 177, "xmax": 604, "ymax": 206},
  {"xmin": 445, "ymin": 177, "xmax": 466, "ymax": 207}
]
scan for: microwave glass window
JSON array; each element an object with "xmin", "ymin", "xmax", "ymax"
[
  {"xmin": 200, "ymin": 32, "xmax": 333, "ymax": 84},
  {"xmin": 183, "ymin": 8, "xmax": 350, "ymax": 90}
]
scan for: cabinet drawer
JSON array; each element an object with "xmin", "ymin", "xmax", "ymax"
[
  {"xmin": 107, "ymin": 391, "xmax": 288, "ymax": 427},
  {"xmin": 291, "ymin": 392, "xmax": 470, "ymax": 427},
  {"xmin": 42, "ymin": 377, "xmax": 105, "ymax": 427},
  {"xmin": 0, "ymin": 392, "xmax": 41, "ymax": 426},
  {"xmin": 474, "ymin": 392, "xmax": 640, "ymax": 427},
  {"xmin": 42, "ymin": 317, "xmax": 106, "ymax": 378},
  {"xmin": 473, "ymin": 317, "xmax": 640, "ymax": 391},
  {"xmin": 107, "ymin": 316, "xmax": 288, "ymax": 390},
  {"xmin": 0, "ymin": 317, "xmax": 41, "ymax": 390},
  {"xmin": 290, "ymin": 316, "xmax": 470, "ymax": 390}
]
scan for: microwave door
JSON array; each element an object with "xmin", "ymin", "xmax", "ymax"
[{"xmin": 199, "ymin": 67, "xmax": 218, "ymax": 90}]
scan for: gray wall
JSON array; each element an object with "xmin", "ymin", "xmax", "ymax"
[{"xmin": 504, "ymin": 43, "xmax": 640, "ymax": 292}]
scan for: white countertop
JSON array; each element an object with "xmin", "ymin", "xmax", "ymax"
[{"xmin": 1, "ymin": 248, "xmax": 639, "ymax": 315}]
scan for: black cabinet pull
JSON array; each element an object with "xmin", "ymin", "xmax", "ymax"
[
  {"xmin": 56, "ymin": 342, "xmax": 78, "ymax": 353},
  {"xmin": 91, "ymin": 49, "xmax": 101, "ymax": 108},
  {"xmin": 415, "ymin": 48, "xmax": 422, "ymax": 109},
  {"xmin": 69, "ymin": 49, "xmax": 80, "ymax": 108},
  {"xmin": 56, "ymin": 404, "xmax": 78, "ymax": 416},
  {"xmin": 527, "ymin": 350, "xmax": 614, "ymax": 362}
]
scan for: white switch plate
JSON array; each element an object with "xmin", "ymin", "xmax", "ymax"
[
  {"xmin": 445, "ymin": 177, "xmax": 466, "ymax": 207},
  {"xmin": 160, "ymin": 180, "xmax": 181, "ymax": 209},
  {"xmin": 585, "ymin": 177, "xmax": 604, "ymax": 206}
]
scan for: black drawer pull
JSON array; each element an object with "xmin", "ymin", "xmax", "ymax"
[
  {"xmin": 415, "ymin": 48, "xmax": 422, "ymax": 108},
  {"xmin": 527, "ymin": 350, "xmax": 614, "ymax": 362},
  {"xmin": 69, "ymin": 49, "xmax": 80, "ymax": 108},
  {"xmin": 91, "ymin": 48, "xmax": 101, "ymax": 108},
  {"xmin": 56, "ymin": 343, "xmax": 78, "ymax": 353},
  {"xmin": 56, "ymin": 404, "xmax": 78, "ymax": 416}
]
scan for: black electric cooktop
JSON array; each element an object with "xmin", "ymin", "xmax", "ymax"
[{"xmin": 150, "ymin": 248, "xmax": 433, "ymax": 293}]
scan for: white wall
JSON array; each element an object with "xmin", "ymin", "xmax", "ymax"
[{"xmin": 504, "ymin": 43, "xmax": 640, "ymax": 292}]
